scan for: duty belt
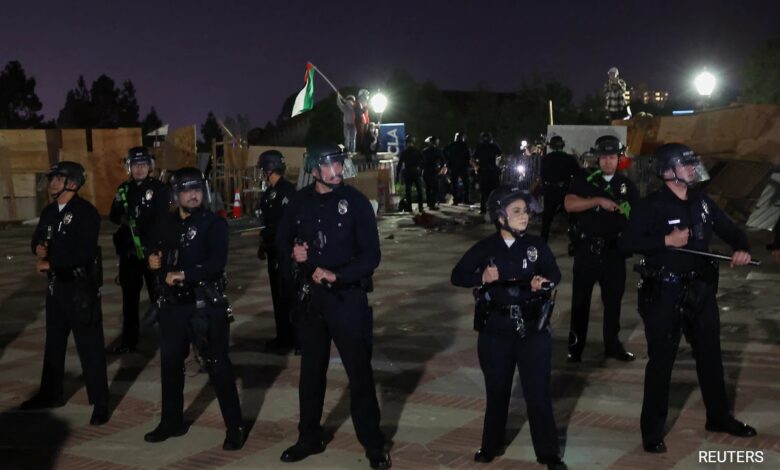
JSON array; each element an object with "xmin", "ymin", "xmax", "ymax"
[
  {"xmin": 50, "ymin": 266, "xmax": 94, "ymax": 282},
  {"xmin": 490, "ymin": 303, "xmax": 543, "ymax": 337},
  {"xmin": 578, "ymin": 234, "xmax": 620, "ymax": 254}
]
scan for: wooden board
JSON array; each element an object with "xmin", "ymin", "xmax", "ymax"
[
  {"xmin": 156, "ymin": 125, "xmax": 197, "ymax": 170},
  {"xmin": 89, "ymin": 128, "xmax": 142, "ymax": 215}
]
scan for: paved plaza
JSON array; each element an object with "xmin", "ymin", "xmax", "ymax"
[{"xmin": 1, "ymin": 206, "xmax": 778, "ymax": 469}]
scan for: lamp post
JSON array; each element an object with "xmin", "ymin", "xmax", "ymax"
[{"xmin": 694, "ymin": 70, "xmax": 716, "ymax": 108}]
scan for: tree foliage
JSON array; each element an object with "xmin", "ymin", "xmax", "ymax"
[{"xmin": 0, "ymin": 60, "xmax": 44, "ymax": 128}]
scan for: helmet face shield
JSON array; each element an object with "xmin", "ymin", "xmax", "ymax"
[
  {"xmin": 312, "ymin": 153, "xmax": 356, "ymax": 181},
  {"xmin": 668, "ymin": 156, "xmax": 710, "ymax": 186}
]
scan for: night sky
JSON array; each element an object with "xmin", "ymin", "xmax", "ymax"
[{"xmin": 1, "ymin": 0, "xmax": 778, "ymax": 130}]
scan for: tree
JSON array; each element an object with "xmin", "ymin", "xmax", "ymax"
[
  {"xmin": 141, "ymin": 107, "xmax": 163, "ymax": 147},
  {"xmin": 742, "ymin": 37, "xmax": 780, "ymax": 104},
  {"xmin": 118, "ymin": 80, "xmax": 140, "ymax": 127},
  {"xmin": 90, "ymin": 74, "xmax": 120, "ymax": 127},
  {"xmin": 0, "ymin": 60, "xmax": 44, "ymax": 128},
  {"xmin": 57, "ymin": 76, "xmax": 93, "ymax": 128},
  {"xmin": 199, "ymin": 111, "xmax": 223, "ymax": 152}
]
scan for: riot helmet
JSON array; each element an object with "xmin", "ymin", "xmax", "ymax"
[
  {"xmin": 169, "ymin": 167, "xmax": 211, "ymax": 212},
  {"xmin": 41, "ymin": 161, "xmax": 86, "ymax": 199},
  {"xmin": 487, "ymin": 186, "xmax": 533, "ymax": 238},
  {"xmin": 304, "ymin": 143, "xmax": 357, "ymax": 188},
  {"xmin": 654, "ymin": 143, "xmax": 710, "ymax": 187}
]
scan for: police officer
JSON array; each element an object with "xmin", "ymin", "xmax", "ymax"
[
  {"xmin": 473, "ymin": 131, "xmax": 502, "ymax": 214},
  {"xmin": 256, "ymin": 150, "xmax": 297, "ymax": 353},
  {"xmin": 422, "ymin": 135, "xmax": 444, "ymax": 210},
  {"xmin": 109, "ymin": 146, "xmax": 170, "ymax": 354},
  {"xmin": 444, "ymin": 131, "xmax": 472, "ymax": 205},
  {"xmin": 620, "ymin": 143, "xmax": 756, "ymax": 453},
  {"xmin": 397, "ymin": 134, "xmax": 425, "ymax": 213},
  {"xmin": 451, "ymin": 186, "xmax": 566, "ymax": 469},
  {"xmin": 276, "ymin": 144, "xmax": 390, "ymax": 469},
  {"xmin": 540, "ymin": 136, "xmax": 580, "ymax": 241},
  {"xmin": 144, "ymin": 167, "xmax": 244, "ymax": 450},
  {"xmin": 24, "ymin": 161, "xmax": 109, "ymax": 426},
  {"xmin": 564, "ymin": 135, "xmax": 638, "ymax": 363}
]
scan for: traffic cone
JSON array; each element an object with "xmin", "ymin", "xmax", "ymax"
[{"xmin": 232, "ymin": 189, "xmax": 242, "ymax": 218}]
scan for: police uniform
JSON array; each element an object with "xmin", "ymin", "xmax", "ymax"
[
  {"xmin": 276, "ymin": 183, "xmax": 387, "ymax": 461},
  {"xmin": 28, "ymin": 194, "xmax": 109, "ymax": 418},
  {"xmin": 473, "ymin": 139, "xmax": 502, "ymax": 214},
  {"xmin": 451, "ymin": 231, "xmax": 563, "ymax": 467},
  {"xmin": 566, "ymin": 169, "xmax": 638, "ymax": 361},
  {"xmin": 421, "ymin": 140, "xmax": 444, "ymax": 210},
  {"xmin": 398, "ymin": 143, "xmax": 425, "ymax": 212},
  {"xmin": 444, "ymin": 137, "xmax": 472, "ymax": 205},
  {"xmin": 259, "ymin": 176, "xmax": 297, "ymax": 347},
  {"xmin": 146, "ymin": 203, "xmax": 243, "ymax": 446},
  {"xmin": 620, "ymin": 184, "xmax": 756, "ymax": 449},
  {"xmin": 540, "ymin": 150, "xmax": 580, "ymax": 241},
  {"xmin": 110, "ymin": 176, "xmax": 170, "ymax": 351}
]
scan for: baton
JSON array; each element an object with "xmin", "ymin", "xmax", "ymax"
[{"xmin": 672, "ymin": 247, "xmax": 761, "ymax": 266}]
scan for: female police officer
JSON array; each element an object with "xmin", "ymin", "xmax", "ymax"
[{"xmin": 451, "ymin": 186, "xmax": 566, "ymax": 469}]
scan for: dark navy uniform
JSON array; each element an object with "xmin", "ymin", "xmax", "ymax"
[
  {"xmin": 474, "ymin": 141, "xmax": 502, "ymax": 213},
  {"xmin": 29, "ymin": 195, "xmax": 108, "ymax": 410},
  {"xmin": 110, "ymin": 177, "xmax": 170, "ymax": 350},
  {"xmin": 540, "ymin": 150, "xmax": 580, "ymax": 241},
  {"xmin": 398, "ymin": 144, "xmax": 424, "ymax": 212},
  {"xmin": 276, "ymin": 183, "xmax": 386, "ymax": 458},
  {"xmin": 620, "ymin": 185, "xmax": 751, "ymax": 447},
  {"xmin": 444, "ymin": 139, "xmax": 472, "ymax": 204},
  {"xmin": 150, "ymin": 208, "xmax": 242, "ymax": 433},
  {"xmin": 451, "ymin": 232, "xmax": 562, "ymax": 464},
  {"xmin": 566, "ymin": 169, "xmax": 638, "ymax": 360},
  {"xmin": 422, "ymin": 142, "xmax": 444, "ymax": 209},
  {"xmin": 259, "ymin": 177, "xmax": 297, "ymax": 346}
]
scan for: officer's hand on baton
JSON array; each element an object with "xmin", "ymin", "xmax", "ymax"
[
  {"xmin": 35, "ymin": 243, "xmax": 47, "ymax": 259},
  {"xmin": 36, "ymin": 259, "xmax": 50, "ymax": 274},
  {"xmin": 597, "ymin": 197, "xmax": 620, "ymax": 212},
  {"xmin": 165, "ymin": 271, "xmax": 185, "ymax": 286},
  {"xmin": 482, "ymin": 260, "xmax": 499, "ymax": 284},
  {"xmin": 312, "ymin": 267, "xmax": 336, "ymax": 285},
  {"xmin": 730, "ymin": 250, "xmax": 752, "ymax": 268},
  {"xmin": 531, "ymin": 275, "xmax": 551, "ymax": 292},
  {"xmin": 665, "ymin": 227, "xmax": 689, "ymax": 248},
  {"xmin": 148, "ymin": 251, "xmax": 162, "ymax": 270},
  {"xmin": 293, "ymin": 242, "xmax": 309, "ymax": 263}
]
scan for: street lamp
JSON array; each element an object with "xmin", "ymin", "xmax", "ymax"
[
  {"xmin": 370, "ymin": 92, "xmax": 388, "ymax": 114},
  {"xmin": 694, "ymin": 71, "xmax": 716, "ymax": 97}
]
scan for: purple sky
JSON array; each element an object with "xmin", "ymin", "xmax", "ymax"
[{"xmin": 1, "ymin": 0, "xmax": 778, "ymax": 130}]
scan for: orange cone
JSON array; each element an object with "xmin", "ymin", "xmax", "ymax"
[{"xmin": 232, "ymin": 189, "xmax": 242, "ymax": 218}]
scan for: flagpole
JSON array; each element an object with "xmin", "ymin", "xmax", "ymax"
[{"xmin": 311, "ymin": 64, "xmax": 340, "ymax": 94}]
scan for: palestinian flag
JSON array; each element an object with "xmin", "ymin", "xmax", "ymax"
[{"xmin": 291, "ymin": 62, "xmax": 314, "ymax": 117}]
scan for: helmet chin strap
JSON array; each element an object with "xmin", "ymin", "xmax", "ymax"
[
  {"xmin": 312, "ymin": 173, "xmax": 344, "ymax": 189},
  {"xmin": 499, "ymin": 212, "xmax": 527, "ymax": 239}
]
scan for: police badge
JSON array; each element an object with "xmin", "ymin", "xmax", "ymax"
[
  {"xmin": 702, "ymin": 200, "xmax": 709, "ymax": 214},
  {"xmin": 145, "ymin": 189, "xmax": 154, "ymax": 200},
  {"xmin": 187, "ymin": 226, "xmax": 198, "ymax": 240},
  {"xmin": 63, "ymin": 212, "xmax": 73, "ymax": 225},
  {"xmin": 526, "ymin": 246, "xmax": 538, "ymax": 262},
  {"xmin": 338, "ymin": 199, "xmax": 349, "ymax": 215},
  {"xmin": 270, "ymin": 190, "xmax": 277, "ymax": 200},
  {"xmin": 620, "ymin": 183, "xmax": 627, "ymax": 195}
]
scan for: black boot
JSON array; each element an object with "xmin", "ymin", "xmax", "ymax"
[
  {"xmin": 223, "ymin": 426, "xmax": 245, "ymax": 450},
  {"xmin": 144, "ymin": 423, "xmax": 188, "ymax": 443},
  {"xmin": 706, "ymin": 417, "xmax": 757, "ymax": 437},
  {"xmin": 280, "ymin": 440, "xmax": 326, "ymax": 462},
  {"xmin": 90, "ymin": 404, "xmax": 110, "ymax": 425},
  {"xmin": 368, "ymin": 450, "xmax": 391, "ymax": 469}
]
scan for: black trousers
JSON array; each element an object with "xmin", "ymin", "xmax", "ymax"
[
  {"xmin": 118, "ymin": 254, "xmax": 157, "ymax": 348},
  {"xmin": 477, "ymin": 315, "xmax": 560, "ymax": 459},
  {"xmin": 423, "ymin": 175, "xmax": 438, "ymax": 209},
  {"xmin": 639, "ymin": 282, "xmax": 730, "ymax": 444},
  {"xmin": 297, "ymin": 288, "xmax": 385, "ymax": 454},
  {"xmin": 450, "ymin": 169, "xmax": 470, "ymax": 204},
  {"xmin": 540, "ymin": 186, "xmax": 566, "ymax": 242},
  {"xmin": 40, "ymin": 279, "xmax": 108, "ymax": 407},
  {"xmin": 479, "ymin": 173, "xmax": 500, "ymax": 214},
  {"xmin": 403, "ymin": 173, "xmax": 424, "ymax": 211},
  {"xmin": 569, "ymin": 243, "xmax": 626, "ymax": 356},
  {"xmin": 265, "ymin": 247, "xmax": 293, "ymax": 342},
  {"xmin": 157, "ymin": 303, "xmax": 242, "ymax": 429}
]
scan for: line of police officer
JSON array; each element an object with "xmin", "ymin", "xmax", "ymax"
[{"xmin": 21, "ymin": 137, "xmax": 760, "ymax": 466}]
